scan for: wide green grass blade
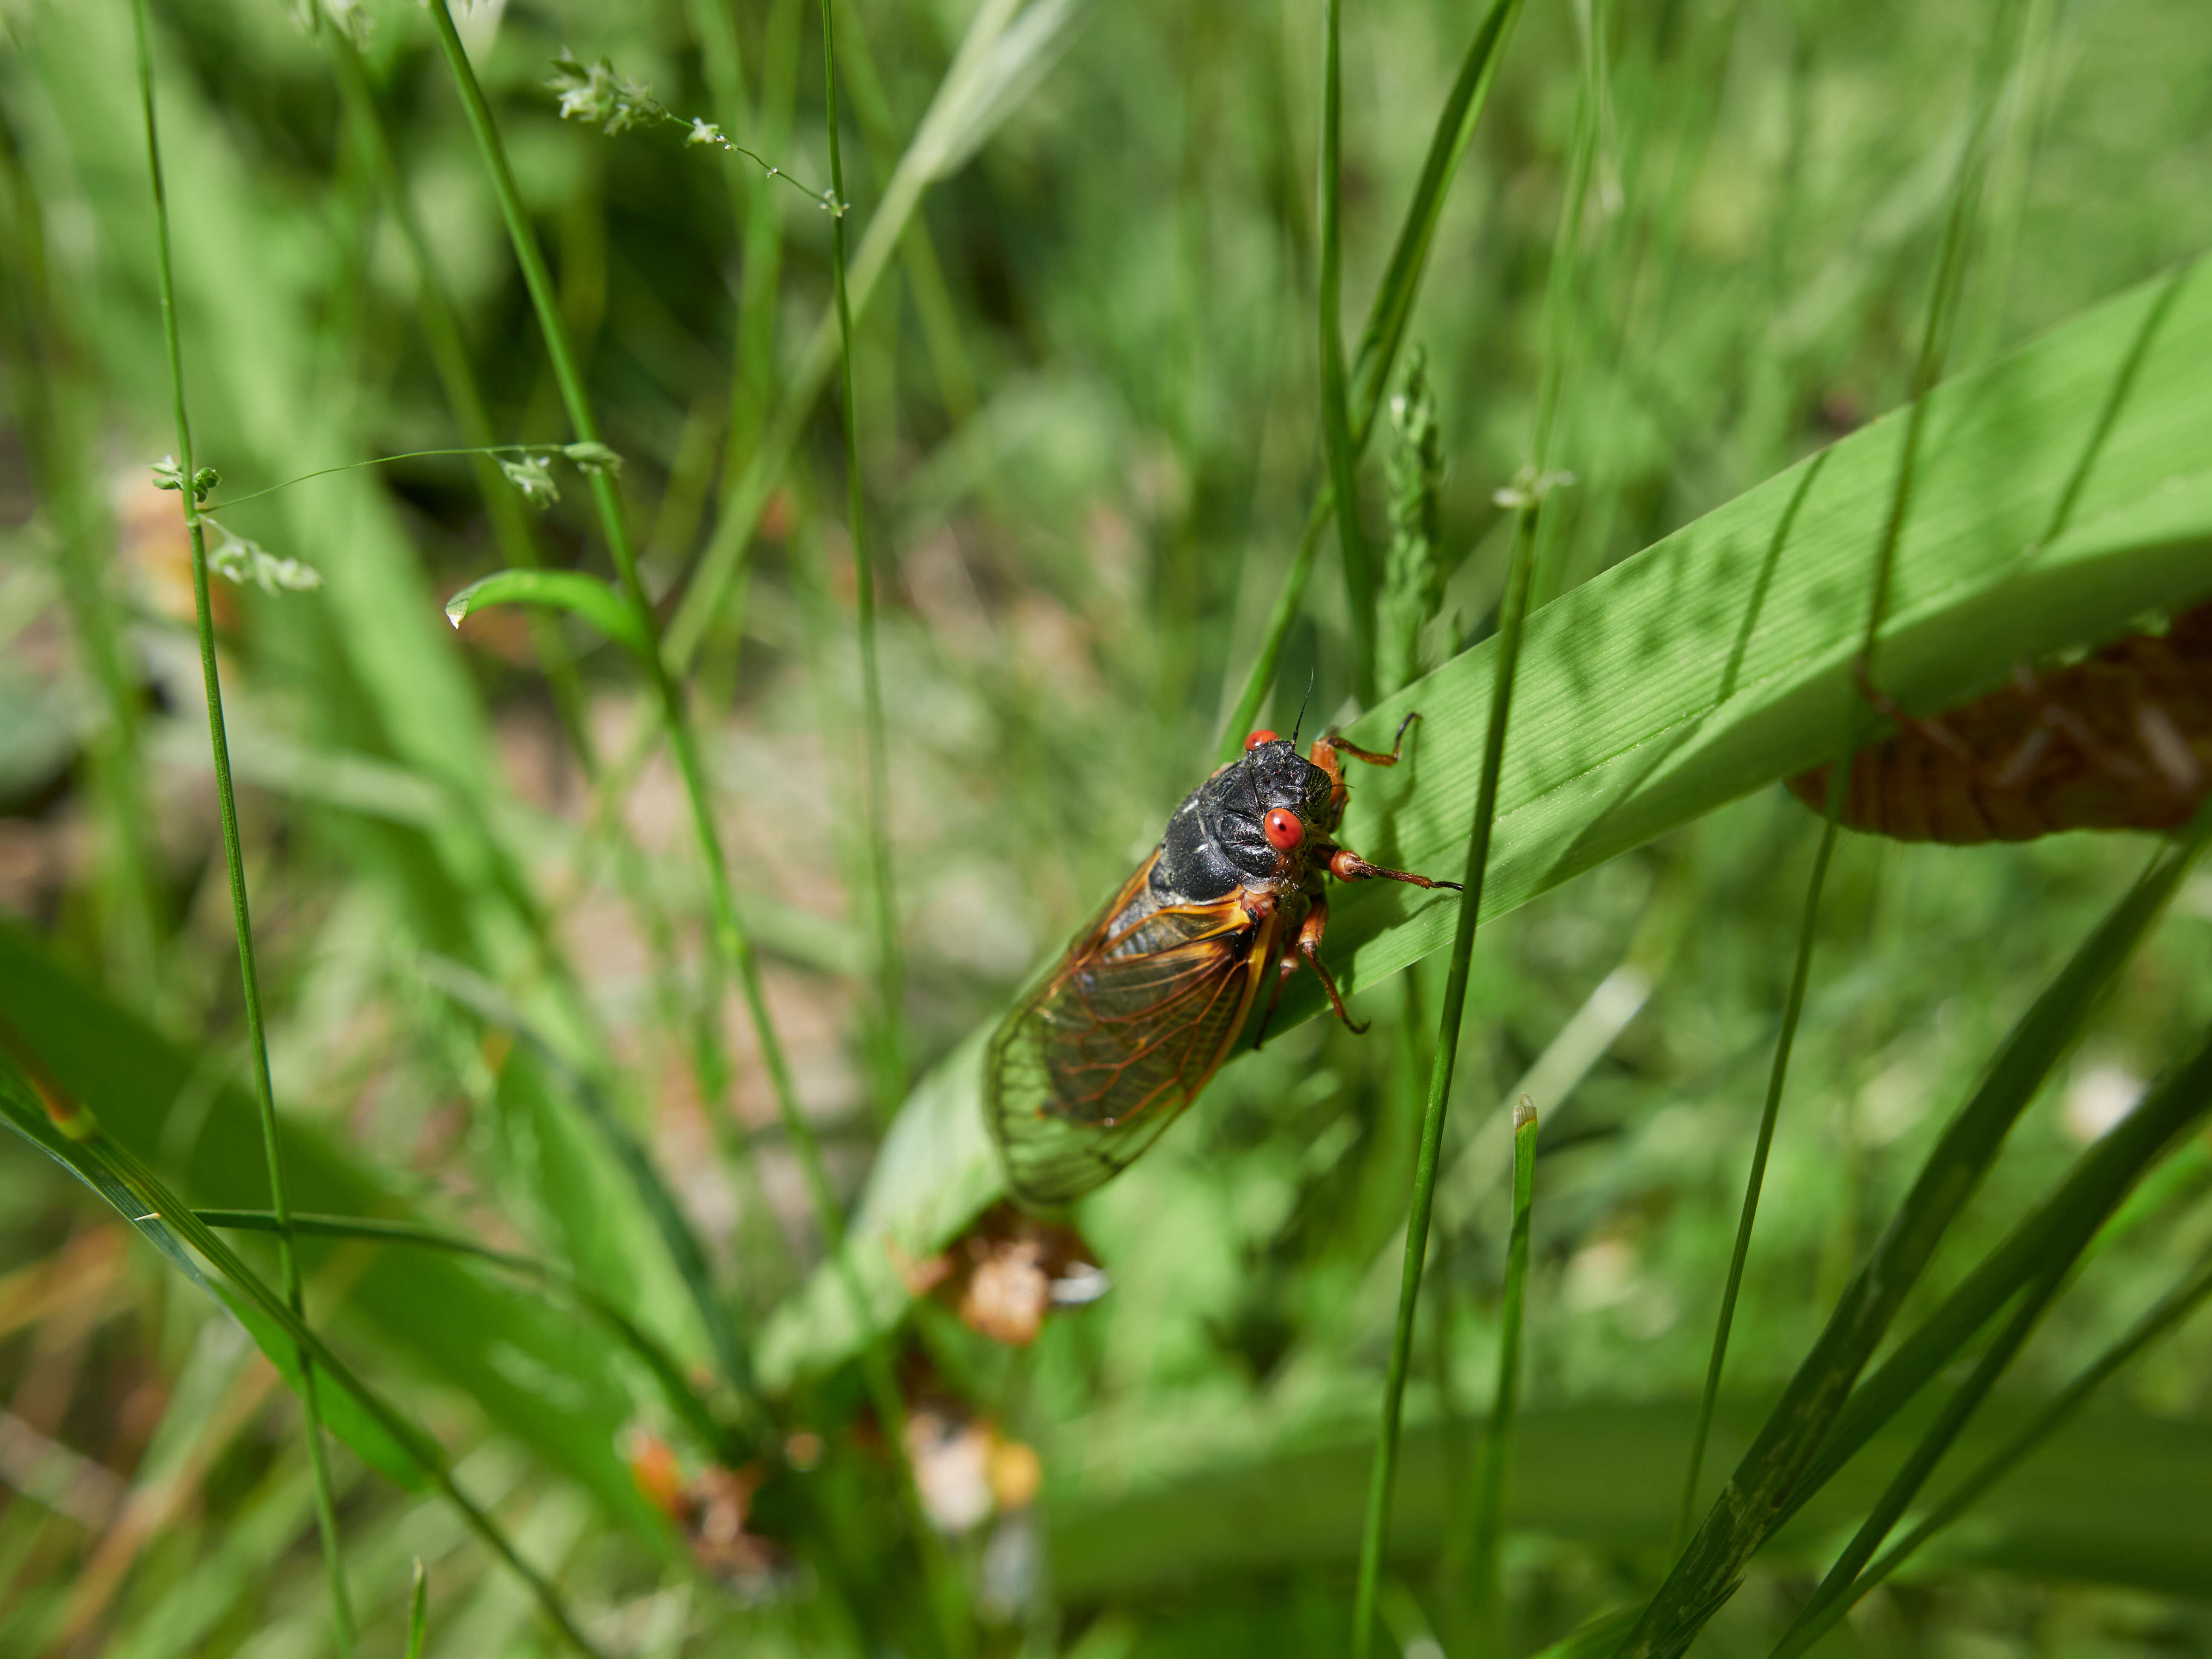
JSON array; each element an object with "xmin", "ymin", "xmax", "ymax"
[
  {"xmin": 1042, "ymin": 1397, "xmax": 2212, "ymax": 1602},
  {"xmin": 757, "ymin": 256, "xmax": 2212, "ymax": 1394}
]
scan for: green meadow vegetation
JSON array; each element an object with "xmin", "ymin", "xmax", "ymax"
[{"xmin": 2, "ymin": 0, "xmax": 2211, "ymax": 1653}]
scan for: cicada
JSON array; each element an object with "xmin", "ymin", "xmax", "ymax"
[
  {"xmin": 1787, "ymin": 601, "xmax": 2212, "ymax": 843},
  {"xmin": 987, "ymin": 714, "xmax": 1459, "ymax": 1206}
]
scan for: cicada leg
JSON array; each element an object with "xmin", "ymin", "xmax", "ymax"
[
  {"xmin": 1292, "ymin": 897, "xmax": 1368, "ymax": 1035},
  {"xmin": 1326, "ymin": 847, "xmax": 1461, "ymax": 891},
  {"xmin": 1310, "ymin": 712, "xmax": 1422, "ymax": 815}
]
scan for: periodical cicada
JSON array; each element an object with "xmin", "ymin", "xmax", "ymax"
[
  {"xmin": 986, "ymin": 713, "xmax": 1459, "ymax": 1206},
  {"xmin": 1788, "ymin": 600, "xmax": 2212, "ymax": 843}
]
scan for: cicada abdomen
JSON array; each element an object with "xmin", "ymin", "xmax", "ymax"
[
  {"xmin": 987, "ymin": 716, "xmax": 1459, "ymax": 1207},
  {"xmin": 1787, "ymin": 602, "xmax": 2212, "ymax": 843}
]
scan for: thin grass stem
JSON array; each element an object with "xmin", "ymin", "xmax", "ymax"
[
  {"xmin": 1470, "ymin": 1097, "xmax": 1541, "ymax": 1646},
  {"xmin": 823, "ymin": 0, "xmax": 908, "ymax": 1128},
  {"xmin": 1318, "ymin": 0, "xmax": 1376, "ymax": 705},
  {"xmin": 127, "ymin": 5, "xmax": 354, "ymax": 1648},
  {"xmin": 1350, "ymin": 484, "xmax": 1542, "ymax": 1659},
  {"xmin": 1675, "ymin": 813, "xmax": 1839, "ymax": 1548}
]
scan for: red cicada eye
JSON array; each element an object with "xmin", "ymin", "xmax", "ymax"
[
  {"xmin": 1244, "ymin": 729, "xmax": 1279, "ymax": 751},
  {"xmin": 1263, "ymin": 808, "xmax": 1304, "ymax": 850}
]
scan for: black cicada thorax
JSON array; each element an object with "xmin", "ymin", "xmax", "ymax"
[{"xmin": 1109, "ymin": 742, "xmax": 1337, "ymax": 946}]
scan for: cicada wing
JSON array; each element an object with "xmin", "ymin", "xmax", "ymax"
[{"xmin": 987, "ymin": 860, "xmax": 1278, "ymax": 1207}]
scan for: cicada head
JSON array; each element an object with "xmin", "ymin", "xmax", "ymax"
[{"xmin": 1206, "ymin": 737, "xmax": 1338, "ymax": 885}]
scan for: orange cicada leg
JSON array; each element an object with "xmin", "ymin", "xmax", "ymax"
[
  {"xmin": 1326, "ymin": 847, "xmax": 1461, "ymax": 891},
  {"xmin": 1309, "ymin": 711, "xmax": 1422, "ymax": 813},
  {"xmin": 1292, "ymin": 897, "xmax": 1368, "ymax": 1035}
]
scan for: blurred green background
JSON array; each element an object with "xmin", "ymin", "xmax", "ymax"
[{"xmin": 3, "ymin": 0, "xmax": 2212, "ymax": 1653}]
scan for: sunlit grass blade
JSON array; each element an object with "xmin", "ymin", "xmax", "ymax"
[
  {"xmin": 1350, "ymin": 480, "xmax": 1543, "ymax": 1659},
  {"xmin": 128, "ymin": 3, "xmax": 352, "ymax": 1645},
  {"xmin": 1619, "ymin": 812, "xmax": 2207, "ymax": 1658},
  {"xmin": 1467, "ymin": 1097, "xmax": 1540, "ymax": 1648},
  {"xmin": 0, "ymin": 1034, "xmax": 605, "ymax": 1658},
  {"xmin": 763, "ymin": 255, "xmax": 2212, "ymax": 1391}
]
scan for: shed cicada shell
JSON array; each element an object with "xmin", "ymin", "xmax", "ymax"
[
  {"xmin": 1788, "ymin": 601, "xmax": 2212, "ymax": 843},
  {"xmin": 987, "ymin": 714, "xmax": 1459, "ymax": 1207}
]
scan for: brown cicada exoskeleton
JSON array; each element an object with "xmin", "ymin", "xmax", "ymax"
[{"xmin": 1788, "ymin": 602, "xmax": 2212, "ymax": 843}]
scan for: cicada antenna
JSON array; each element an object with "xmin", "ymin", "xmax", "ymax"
[{"xmin": 1290, "ymin": 671, "xmax": 1316, "ymax": 750}]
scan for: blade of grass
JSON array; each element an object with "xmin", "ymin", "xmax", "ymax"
[
  {"xmin": 1771, "ymin": 1018, "xmax": 2212, "ymax": 1659},
  {"xmin": 442, "ymin": 569, "xmax": 652, "ymax": 658},
  {"xmin": 1798, "ymin": 1246, "xmax": 2212, "ymax": 1648},
  {"xmin": 405, "ymin": 1559, "xmax": 429, "ymax": 1659},
  {"xmin": 1318, "ymin": 0, "xmax": 1375, "ymax": 705},
  {"xmin": 412, "ymin": 952, "xmax": 754, "ymax": 1398},
  {"xmin": 128, "ymin": 4, "xmax": 352, "ymax": 1647},
  {"xmin": 823, "ymin": 3, "xmax": 908, "ymax": 1127},
  {"xmin": 1467, "ymin": 1097, "xmax": 1540, "ymax": 1648},
  {"xmin": 195, "ymin": 1209, "xmax": 741, "ymax": 1459},
  {"xmin": 1770, "ymin": 1257, "xmax": 2074, "ymax": 1659},
  {"xmin": 665, "ymin": 0, "xmax": 1077, "ymax": 671},
  {"xmin": 1674, "ymin": 464, "xmax": 1841, "ymax": 1547},
  {"xmin": 1616, "ymin": 805, "xmax": 2206, "ymax": 1659},
  {"xmin": 0, "ymin": 115, "xmax": 165, "ymax": 1015},
  {"xmin": 422, "ymin": 0, "xmax": 815, "ymax": 1388},
  {"xmin": 426, "ymin": 15, "xmax": 970, "ymax": 1644},
  {"xmin": 323, "ymin": 29, "xmax": 597, "ymax": 775},
  {"xmin": 0, "ymin": 1025, "xmax": 605, "ymax": 1659},
  {"xmin": 1779, "ymin": 822, "xmax": 2212, "ymax": 1514},
  {"xmin": 1349, "ymin": 469, "xmax": 1545, "ymax": 1659},
  {"xmin": 1672, "ymin": 817, "xmax": 1836, "ymax": 1548},
  {"xmin": 1218, "ymin": 0, "xmax": 1530, "ymax": 760}
]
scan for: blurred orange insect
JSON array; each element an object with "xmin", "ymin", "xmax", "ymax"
[{"xmin": 1788, "ymin": 602, "xmax": 2212, "ymax": 843}]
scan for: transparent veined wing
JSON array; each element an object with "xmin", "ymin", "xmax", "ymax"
[{"xmin": 987, "ymin": 854, "xmax": 1281, "ymax": 1206}]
